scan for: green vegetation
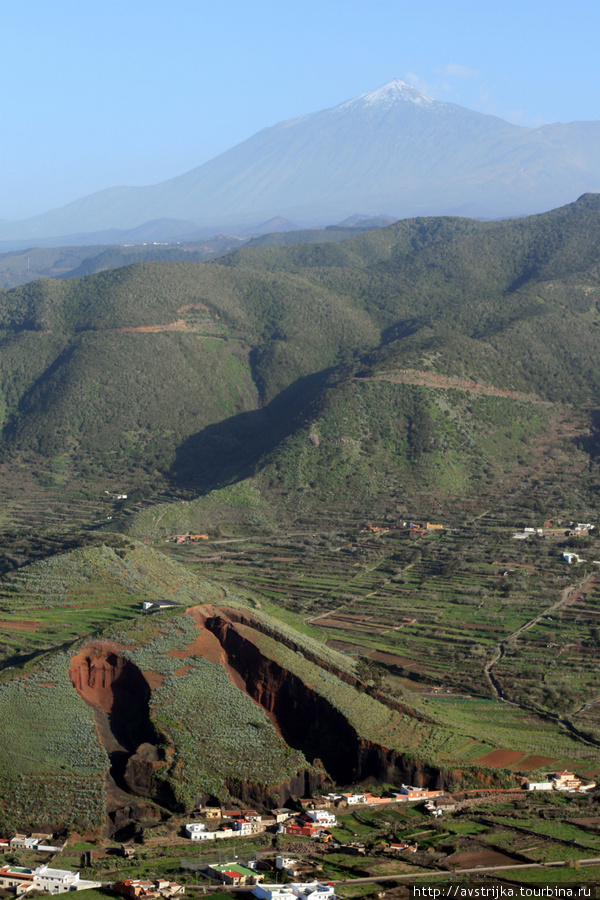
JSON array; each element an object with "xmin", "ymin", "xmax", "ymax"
[
  {"xmin": 0, "ymin": 652, "xmax": 107, "ymax": 833},
  {"xmin": 1, "ymin": 198, "xmax": 600, "ymax": 838},
  {"xmin": 0, "ymin": 539, "xmax": 223, "ymax": 661}
]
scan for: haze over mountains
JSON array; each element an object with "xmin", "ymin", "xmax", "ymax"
[{"xmin": 3, "ymin": 79, "xmax": 600, "ymax": 247}]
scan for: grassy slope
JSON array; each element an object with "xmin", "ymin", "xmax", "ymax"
[{"xmin": 0, "ymin": 538, "xmax": 223, "ymax": 659}]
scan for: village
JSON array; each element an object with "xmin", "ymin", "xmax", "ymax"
[{"xmin": 0, "ymin": 770, "xmax": 598, "ymax": 899}]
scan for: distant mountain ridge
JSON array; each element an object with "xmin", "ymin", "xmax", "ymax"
[{"xmin": 2, "ymin": 80, "xmax": 600, "ymax": 244}]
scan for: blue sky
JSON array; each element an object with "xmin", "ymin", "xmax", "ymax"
[{"xmin": 1, "ymin": 0, "xmax": 599, "ymax": 220}]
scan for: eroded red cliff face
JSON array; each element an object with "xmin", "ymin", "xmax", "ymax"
[
  {"xmin": 70, "ymin": 648, "xmax": 130, "ymax": 712},
  {"xmin": 69, "ymin": 645, "xmax": 174, "ymax": 835},
  {"xmin": 203, "ymin": 613, "xmax": 447, "ymax": 789},
  {"xmin": 69, "ymin": 611, "xmax": 515, "ymax": 833}
]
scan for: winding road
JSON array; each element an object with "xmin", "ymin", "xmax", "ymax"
[{"xmin": 484, "ymin": 572, "xmax": 600, "ymax": 701}]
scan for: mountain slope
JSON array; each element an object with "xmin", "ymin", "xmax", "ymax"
[
  {"xmin": 2, "ymin": 196, "xmax": 600, "ymax": 507},
  {"xmin": 2, "ymin": 80, "xmax": 600, "ymax": 242}
]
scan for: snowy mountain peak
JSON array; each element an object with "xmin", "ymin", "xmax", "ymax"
[{"xmin": 342, "ymin": 79, "xmax": 434, "ymax": 110}]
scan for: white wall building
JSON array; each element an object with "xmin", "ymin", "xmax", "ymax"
[
  {"xmin": 32, "ymin": 866, "xmax": 101, "ymax": 895},
  {"xmin": 254, "ymin": 885, "xmax": 335, "ymax": 900},
  {"xmin": 253, "ymin": 887, "xmax": 296, "ymax": 900},
  {"xmin": 343, "ymin": 793, "xmax": 365, "ymax": 805},
  {"xmin": 305, "ymin": 810, "xmax": 337, "ymax": 828},
  {"xmin": 291, "ymin": 883, "xmax": 336, "ymax": 900}
]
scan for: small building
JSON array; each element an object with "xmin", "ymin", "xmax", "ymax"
[
  {"xmin": 283, "ymin": 823, "xmax": 323, "ymax": 838},
  {"xmin": 10, "ymin": 837, "xmax": 39, "ymax": 851},
  {"xmin": 206, "ymin": 864, "xmax": 262, "ymax": 886},
  {"xmin": 525, "ymin": 781, "xmax": 553, "ymax": 791},
  {"xmin": 234, "ymin": 819, "xmax": 265, "ymax": 836},
  {"xmin": 185, "ymin": 823, "xmax": 206, "ymax": 840},
  {"xmin": 276, "ymin": 858, "xmax": 300, "ymax": 875},
  {"xmin": 272, "ymin": 808, "xmax": 294, "ymax": 822},
  {"xmin": 142, "ymin": 599, "xmax": 180, "ymax": 612},
  {"xmin": 305, "ymin": 810, "xmax": 337, "ymax": 828},
  {"xmin": 196, "ymin": 806, "xmax": 220, "ymax": 818},
  {"xmin": 400, "ymin": 785, "xmax": 441, "ymax": 801},
  {"xmin": 390, "ymin": 842, "xmax": 418, "ymax": 853},
  {"xmin": 341, "ymin": 793, "xmax": 365, "ymax": 805},
  {"xmin": 253, "ymin": 888, "xmax": 296, "ymax": 900},
  {"xmin": 115, "ymin": 879, "xmax": 185, "ymax": 898}
]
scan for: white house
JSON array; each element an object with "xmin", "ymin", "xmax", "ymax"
[
  {"xmin": 563, "ymin": 552, "xmax": 582, "ymax": 564},
  {"xmin": 291, "ymin": 883, "xmax": 336, "ymax": 900},
  {"xmin": 185, "ymin": 823, "xmax": 206, "ymax": 839},
  {"xmin": 11, "ymin": 837, "xmax": 39, "ymax": 850},
  {"xmin": 525, "ymin": 781, "xmax": 553, "ymax": 791},
  {"xmin": 253, "ymin": 885, "xmax": 335, "ymax": 900},
  {"xmin": 342, "ymin": 793, "xmax": 365, "ymax": 805},
  {"xmin": 234, "ymin": 820, "xmax": 265, "ymax": 836},
  {"xmin": 253, "ymin": 887, "xmax": 296, "ymax": 900},
  {"xmin": 272, "ymin": 808, "xmax": 294, "ymax": 823},
  {"xmin": 32, "ymin": 866, "xmax": 101, "ymax": 895},
  {"xmin": 276, "ymin": 858, "xmax": 301, "ymax": 875},
  {"xmin": 305, "ymin": 810, "xmax": 337, "ymax": 828}
]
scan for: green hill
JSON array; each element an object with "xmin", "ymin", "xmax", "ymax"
[{"xmin": 2, "ymin": 194, "xmax": 600, "ymax": 513}]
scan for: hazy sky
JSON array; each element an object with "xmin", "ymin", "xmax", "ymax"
[{"xmin": 1, "ymin": 0, "xmax": 599, "ymax": 220}]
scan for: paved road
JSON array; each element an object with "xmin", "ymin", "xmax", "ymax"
[{"xmin": 185, "ymin": 857, "xmax": 600, "ymax": 890}]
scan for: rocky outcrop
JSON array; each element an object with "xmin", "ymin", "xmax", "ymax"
[
  {"xmin": 69, "ymin": 645, "xmax": 172, "ymax": 832},
  {"xmin": 217, "ymin": 608, "xmax": 433, "ymax": 723},
  {"xmin": 224, "ymin": 768, "xmax": 327, "ymax": 809},
  {"xmin": 69, "ymin": 646, "xmax": 158, "ymax": 750},
  {"xmin": 69, "ymin": 612, "xmax": 518, "ymax": 836},
  {"xmin": 204, "ymin": 614, "xmax": 438, "ymax": 787}
]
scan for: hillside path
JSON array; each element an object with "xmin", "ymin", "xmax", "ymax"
[
  {"xmin": 368, "ymin": 368, "xmax": 551, "ymax": 404},
  {"xmin": 484, "ymin": 571, "xmax": 600, "ymax": 700}
]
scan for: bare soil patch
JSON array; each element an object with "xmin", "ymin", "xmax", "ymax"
[
  {"xmin": 446, "ymin": 849, "xmax": 521, "ymax": 868},
  {"xmin": 472, "ymin": 748, "xmax": 526, "ymax": 767},
  {"xmin": 0, "ymin": 619, "xmax": 40, "ymax": 631},
  {"xmin": 370, "ymin": 369, "xmax": 547, "ymax": 405},
  {"xmin": 310, "ymin": 611, "xmax": 395, "ymax": 633},
  {"xmin": 514, "ymin": 754, "xmax": 556, "ymax": 770},
  {"xmin": 115, "ymin": 320, "xmax": 187, "ymax": 333}
]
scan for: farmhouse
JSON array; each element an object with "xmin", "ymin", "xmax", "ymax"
[
  {"xmin": 254, "ymin": 884, "xmax": 335, "ymax": 900},
  {"xmin": 272, "ymin": 808, "xmax": 294, "ymax": 822},
  {"xmin": 400, "ymin": 785, "xmax": 441, "ymax": 801},
  {"xmin": 424, "ymin": 797, "xmax": 457, "ymax": 814},
  {"xmin": 305, "ymin": 810, "xmax": 337, "ymax": 828},
  {"xmin": 115, "ymin": 879, "xmax": 185, "ymax": 898},
  {"xmin": 206, "ymin": 864, "xmax": 262, "ymax": 886},
  {"xmin": 525, "ymin": 781, "xmax": 553, "ymax": 791},
  {"xmin": 196, "ymin": 806, "xmax": 221, "ymax": 818},
  {"xmin": 389, "ymin": 842, "xmax": 418, "ymax": 853},
  {"xmin": 142, "ymin": 599, "xmax": 180, "ymax": 612},
  {"xmin": 283, "ymin": 823, "xmax": 324, "ymax": 838}
]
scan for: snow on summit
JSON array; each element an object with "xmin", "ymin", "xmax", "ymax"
[{"xmin": 342, "ymin": 79, "xmax": 434, "ymax": 110}]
